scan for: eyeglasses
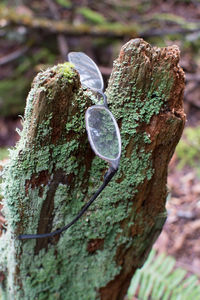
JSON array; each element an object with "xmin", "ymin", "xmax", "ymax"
[{"xmin": 19, "ymin": 52, "xmax": 121, "ymax": 240}]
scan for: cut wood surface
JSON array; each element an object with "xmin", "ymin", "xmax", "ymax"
[{"xmin": 0, "ymin": 39, "xmax": 185, "ymax": 300}]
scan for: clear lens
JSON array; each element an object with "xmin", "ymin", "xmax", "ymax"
[
  {"xmin": 85, "ymin": 106, "xmax": 121, "ymax": 162},
  {"xmin": 68, "ymin": 52, "xmax": 104, "ymax": 92}
]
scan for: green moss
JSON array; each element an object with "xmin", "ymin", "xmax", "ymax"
[{"xmin": 58, "ymin": 62, "xmax": 75, "ymax": 83}]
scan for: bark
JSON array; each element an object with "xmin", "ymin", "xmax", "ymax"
[{"xmin": 0, "ymin": 39, "xmax": 185, "ymax": 300}]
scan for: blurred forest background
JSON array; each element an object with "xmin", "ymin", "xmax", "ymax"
[{"xmin": 0, "ymin": 0, "xmax": 200, "ymax": 298}]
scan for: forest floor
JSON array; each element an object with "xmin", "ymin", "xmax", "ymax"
[
  {"xmin": 154, "ymin": 162, "xmax": 200, "ymax": 277},
  {"xmin": 153, "ymin": 100, "xmax": 200, "ymax": 277}
]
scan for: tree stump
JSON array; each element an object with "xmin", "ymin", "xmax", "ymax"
[{"xmin": 0, "ymin": 39, "xmax": 185, "ymax": 300}]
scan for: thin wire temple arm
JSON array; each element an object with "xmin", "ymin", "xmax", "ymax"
[
  {"xmin": 18, "ymin": 167, "xmax": 116, "ymax": 240},
  {"xmin": 98, "ymin": 91, "xmax": 108, "ymax": 108}
]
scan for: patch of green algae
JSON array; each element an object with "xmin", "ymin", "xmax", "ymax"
[
  {"xmin": 58, "ymin": 62, "xmax": 75, "ymax": 83},
  {"xmin": 0, "ymin": 42, "xmax": 173, "ymax": 300}
]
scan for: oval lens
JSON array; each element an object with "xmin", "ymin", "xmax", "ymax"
[
  {"xmin": 86, "ymin": 106, "xmax": 121, "ymax": 162},
  {"xmin": 68, "ymin": 52, "xmax": 104, "ymax": 92}
]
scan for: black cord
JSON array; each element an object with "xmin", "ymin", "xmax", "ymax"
[{"xmin": 18, "ymin": 167, "xmax": 116, "ymax": 240}]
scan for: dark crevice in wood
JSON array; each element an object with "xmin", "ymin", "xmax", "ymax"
[{"xmin": 34, "ymin": 169, "xmax": 69, "ymax": 254}]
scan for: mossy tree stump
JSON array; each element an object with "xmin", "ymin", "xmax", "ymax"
[{"xmin": 0, "ymin": 39, "xmax": 185, "ymax": 300}]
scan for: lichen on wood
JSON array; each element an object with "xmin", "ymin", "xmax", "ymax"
[{"xmin": 0, "ymin": 39, "xmax": 185, "ymax": 300}]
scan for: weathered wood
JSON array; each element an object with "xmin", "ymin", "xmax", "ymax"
[{"xmin": 0, "ymin": 39, "xmax": 185, "ymax": 300}]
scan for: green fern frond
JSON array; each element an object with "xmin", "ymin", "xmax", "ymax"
[{"xmin": 128, "ymin": 249, "xmax": 200, "ymax": 300}]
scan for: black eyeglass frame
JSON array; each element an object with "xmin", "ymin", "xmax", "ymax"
[{"xmin": 18, "ymin": 53, "xmax": 121, "ymax": 240}]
